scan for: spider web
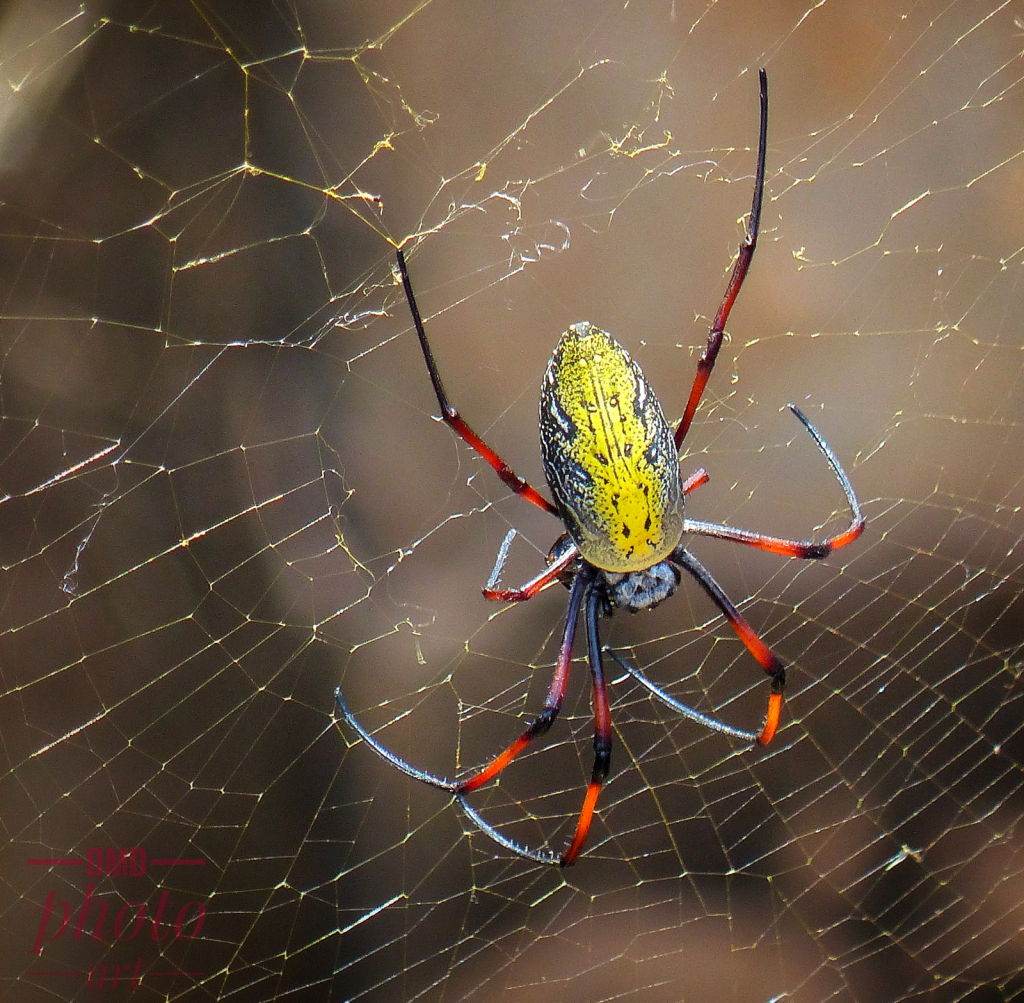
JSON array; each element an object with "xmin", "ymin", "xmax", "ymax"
[{"xmin": 2, "ymin": 1, "xmax": 1023, "ymax": 1001}]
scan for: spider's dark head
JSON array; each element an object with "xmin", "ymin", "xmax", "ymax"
[
  {"xmin": 546, "ymin": 533, "xmax": 680, "ymax": 614},
  {"xmin": 601, "ymin": 561, "xmax": 681, "ymax": 613}
]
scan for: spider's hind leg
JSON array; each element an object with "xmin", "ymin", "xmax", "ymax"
[
  {"xmin": 670, "ymin": 547, "xmax": 785, "ymax": 745},
  {"xmin": 560, "ymin": 582, "xmax": 613, "ymax": 866},
  {"xmin": 334, "ymin": 686, "xmax": 561, "ymax": 866},
  {"xmin": 334, "ymin": 685, "xmax": 455, "ymax": 792}
]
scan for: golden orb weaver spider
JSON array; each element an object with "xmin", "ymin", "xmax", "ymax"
[{"xmin": 335, "ymin": 69, "xmax": 865, "ymax": 866}]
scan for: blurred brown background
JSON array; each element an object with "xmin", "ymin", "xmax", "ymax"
[{"xmin": 1, "ymin": 1, "xmax": 1021, "ymax": 1001}]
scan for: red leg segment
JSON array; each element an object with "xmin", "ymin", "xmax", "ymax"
[
  {"xmin": 397, "ymin": 248, "xmax": 559, "ymax": 517},
  {"xmin": 675, "ymin": 69, "xmax": 768, "ymax": 451},
  {"xmin": 684, "ymin": 404, "xmax": 865, "ymax": 560},
  {"xmin": 456, "ymin": 565, "xmax": 594, "ymax": 794},
  {"xmin": 682, "ymin": 467, "xmax": 710, "ymax": 494},
  {"xmin": 672, "ymin": 547, "xmax": 784, "ymax": 745},
  {"xmin": 483, "ymin": 536, "xmax": 579, "ymax": 602},
  {"xmin": 560, "ymin": 584, "xmax": 613, "ymax": 865},
  {"xmin": 335, "ymin": 685, "xmax": 561, "ymax": 865}
]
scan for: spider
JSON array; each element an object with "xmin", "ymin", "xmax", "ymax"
[{"xmin": 335, "ymin": 69, "xmax": 865, "ymax": 866}]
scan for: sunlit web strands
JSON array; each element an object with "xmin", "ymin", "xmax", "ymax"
[{"xmin": 8, "ymin": 5, "xmax": 1023, "ymax": 1002}]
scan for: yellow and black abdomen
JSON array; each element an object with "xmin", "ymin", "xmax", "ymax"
[{"xmin": 539, "ymin": 322, "xmax": 684, "ymax": 573}]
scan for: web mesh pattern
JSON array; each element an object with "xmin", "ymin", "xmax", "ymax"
[{"xmin": 2, "ymin": 2, "xmax": 1023, "ymax": 1001}]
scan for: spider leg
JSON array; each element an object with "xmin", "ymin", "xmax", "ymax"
[
  {"xmin": 682, "ymin": 467, "xmax": 710, "ymax": 494},
  {"xmin": 482, "ymin": 531, "xmax": 579, "ymax": 602},
  {"xmin": 455, "ymin": 796, "xmax": 559, "ymax": 865},
  {"xmin": 675, "ymin": 68, "xmax": 768, "ymax": 451},
  {"xmin": 457, "ymin": 564, "xmax": 594, "ymax": 794},
  {"xmin": 684, "ymin": 405, "xmax": 865, "ymax": 558},
  {"xmin": 335, "ymin": 686, "xmax": 560, "ymax": 864},
  {"xmin": 475, "ymin": 484, "xmax": 719, "ymax": 857},
  {"xmin": 560, "ymin": 582, "xmax": 613, "ymax": 865},
  {"xmin": 334, "ymin": 685, "xmax": 455, "ymax": 792},
  {"xmin": 396, "ymin": 248, "xmax": 558, "ymax": 517},
  {"xmin": 603, "ymin": 647, "xmax": 759, "ymax": 743},
  {"xmin": 671, "ymin": 547, "xmax": 784, "ymax": 745}
]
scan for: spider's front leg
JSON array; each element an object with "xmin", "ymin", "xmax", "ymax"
[
  {"xmin": 674, "ymin": 68, "xmax": 769, "ymax": 451},
  {"xmin": 397, "ymin": 248, "xmax": 559, "ymax": 518},
  {"xmin": 672, "ymin": 547, "xmax": 785, "ymax": 745},
  {"xmin": 333, "ymin": 684, "xmax": 562, "ymax": 866},
  {"xmin": 468, "ymin": 562, "xmax": 615, "ymax": 866}
]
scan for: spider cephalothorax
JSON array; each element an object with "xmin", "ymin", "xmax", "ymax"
[
  {"xmin": 546, "ymin": 532, "xmax": 681, "ymax": 613},
  {"xmin": 602, "ymin": 560, "xmax": 682, "ymax": 612},
  {"xmin": 336, "ymin": 68, "xmax": 865, "ymax": 866}
]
